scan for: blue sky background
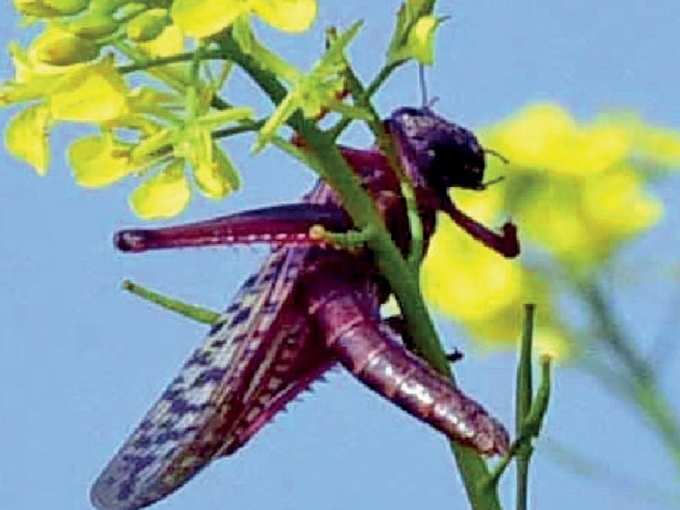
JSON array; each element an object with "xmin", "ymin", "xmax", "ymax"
[{"xmin": 2, "ymin": 1, "xmax": 680, "ymax": 509}]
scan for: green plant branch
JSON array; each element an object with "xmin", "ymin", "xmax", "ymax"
[
  {"xmin": 218, "ymin": 33, "xmax": 501, "ymax": 510},
  {"xmin": 544, "ymin": 438, "xmax": 680, "ymax": 507},
  {"xmin": 578, "ymin": 281, "xmax": 653, "ymax": 383},
  {"xmin": 577, "ymin": 281, "xmax": 680, "ymax": 473},
  {"xmin": 115, "ymin": 41, "xmax": 192, "ymax": 92},
  {"xmin": 212, "ymin": 118, "xmax": 267, "ymax": 140},
  {"xmin": 515, "ymin": 304, "xmax": 536, "ymax": 510},
  {"xmin": 341, "ymin": 63, "xmax": 424, "ymax": 269},
  {"xmin": 481, "ymin": 306, "xmax": 551, "ymax": 510},
  {"xmin": 117, "ymin": 50, "xmax": 225, "ymax": 74},
  {"xmin": 328, "ymin": 59, "xmax": 405, "ymax": 140},
  {"xmin": 122, "ymin": 280, "xmax": 221, "ymax": 325}
]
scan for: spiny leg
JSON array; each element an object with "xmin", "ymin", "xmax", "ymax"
[
  {"xmin": 115, "ymin": 203, "xmax": 351, "ymax": 253},
  {"xmin": 305, "ymin": 278, "xmax": 509, "ymax": 456}
]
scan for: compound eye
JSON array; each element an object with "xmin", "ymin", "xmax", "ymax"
[{"xmin": 427, "ymin": 141, "xmax": 485, "ymax": 191}]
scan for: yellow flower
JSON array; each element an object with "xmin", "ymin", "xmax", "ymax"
[
  {"xmin": 481, "ymin": 102, "xmax": 667, "ymax": 273},
  {"xmin": 68, "ymin": 134, "xmax": 136, "ymax": 187},
  {"xmin": 2, "ymin": 45, "xmax": 128, "ymax": 174},
  {"xmin": 171, "ymin": 0, "xmax": 317, "ymax": 39}
]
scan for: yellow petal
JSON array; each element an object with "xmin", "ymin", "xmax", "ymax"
[
  {"xmin": 194, "ymin": 145, "xmax": 240, "ymax": 199},
  {"xmin": 171, "ymin": 0, "xmax": 250, "ymax": 38},
  {"xmin": 5, "ymin": 103, "xmax": 51, "ymax": 174},
  {"xmin": 68, "ymin": 134, "xmax": 135, "ymax": 187},
  {"xmin": 129, "ymin": 160, "xmax": 191, "ymax": 219},
  {"xmin": 139, "ymin": 24, "xmax": 186, "ymax": 57},
  {"xmin": 127, "ymin": 9, "xmax": 170, "ymax": 42},
  {"xmin": 632, "ymin": 122, "xmax": 680, "ymax": 168},
  {"xmin": 581, "ymin": 167, "xmax": 663, "ymax": 239},
  {"xmin": 50, "ymin": 59, "xmax": 128, "ymax": 122},
  {"xmin": 252, "ymin": 0, "xmax": 316, "ymax": 32}
]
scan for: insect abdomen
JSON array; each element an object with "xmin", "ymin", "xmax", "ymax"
[{"xmin": 306, "ymin": 280, "xmax": 510, "ymax": 456}]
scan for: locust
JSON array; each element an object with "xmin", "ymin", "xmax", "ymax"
[{"xmin": 91, "ymin": 106, "xmax": 520, "ymax": 510}]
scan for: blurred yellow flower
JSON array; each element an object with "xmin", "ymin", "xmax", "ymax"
[{"xmin": 423, "ymin": 102, "xmax": 679, "ymax": 356}]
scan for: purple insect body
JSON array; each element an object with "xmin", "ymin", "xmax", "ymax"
[{"xmin": 92, "ymin": 107, "xmax": 520, "ymax": 510}]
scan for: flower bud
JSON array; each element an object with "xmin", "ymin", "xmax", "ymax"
[
  {"xmin": 14, "ymin": 0, "xmax": 90, "ymax": 16},
  {"xmin": 67, "ymin": 12, "xmax": 119, "ymax": 39},
  {"xmin": 44, "ymin": 0, "xmax": 89, "ymax": 15},
  {"xmin": 33, "ymin": 29, "xmax": 100, "ymax": 66},
  {"xmin": 126, "ymin": 9, "xmax": 169, "ymax": 42}
]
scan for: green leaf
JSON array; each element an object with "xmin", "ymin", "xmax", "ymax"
[{"xmin": 254, "ymin": 21, "xmax": 362, "ymax": 151}]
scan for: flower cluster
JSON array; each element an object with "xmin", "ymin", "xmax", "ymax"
[
  {"xmin": 4, "ymin": 0, "xmax": 318, "ymax": 218},
  {"xmin": 422, "ymin": 103, "xmax": 680, "ymax": 357}
]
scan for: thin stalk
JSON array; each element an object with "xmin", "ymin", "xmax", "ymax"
[
  {"xmin": 579, "ymin": 282, "xmax": 653, "ymax": 382},
  {"xmin": 219, "ymin": 34, "xmax": 500, "ymax": 510},
  {"xmin": 515, "ymin": 304, "xmax": 535, "ymax": 510},
  {"xmin": 212, "ymin": 119, "xmax": 267, "ymax": 140},
  {"xmin": 117, "ymin": 50, "xmax": 224, "ymax": 74},
  {"xmin": 577, "ymin": 282, "xmax": 680, "ymax": 473}
]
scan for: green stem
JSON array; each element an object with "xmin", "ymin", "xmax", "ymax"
[
  {"xmin": 633, "ymin": 380, "xmax": 680, "ymax": 472},
  {"xmin": 340, "ymin": 64, "xmax": 424, "ymax": 269},
  {"xmin": 117, "ymin": 49, "xmax": 224, "ymax": 74},
  {"xmin": 515, "ymin": 304, "xmax": 535, "ymax": 510},
  {"xmin": 219, "ymin": 34, "xmax": 499, "ymax": 510},
  {"xmin": 544, "ymin": 438, "xmax": 680, "ymax": 506},
  {"xmin": 578, "ymin": 282, "xmax": 680, "ymax": 474},
  {"xmin": 122, "ymin": 280, "xmax": 221, "ymax": 325},
  {"xmin": 212, "ymin": 118, "xmax": 266, "ymax": 140},
  {"xmin": 115, "ymin": 42, "xmax": 192, "ymax": 92},
  {"xmin": 579, "ymin": 282, "xmax": 653, "ymax": 382},
  {"xmin": 328, "ymin": 59, "xmax": 405, "ymax": 140},
  {"xmin": 483, "ymin": 341, "xmax": 552, "ymax": 498}
]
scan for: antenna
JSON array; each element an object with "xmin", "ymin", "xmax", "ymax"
[
  {"xmin": 418, "ymin": 64, "xmax": 428, "ymax": 107},
  {"xmin": 483, "ymin": 148, "xmax": 510, "ymax": 165}
]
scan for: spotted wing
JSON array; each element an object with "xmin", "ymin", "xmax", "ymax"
[{"xmin": 91, "ymin": 247, "xmax": 310, "ymax": 510}]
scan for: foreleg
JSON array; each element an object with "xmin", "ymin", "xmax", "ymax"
[{"xmin": 442, "ymin": 200, "xmax": 520, "ymax": 258}]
